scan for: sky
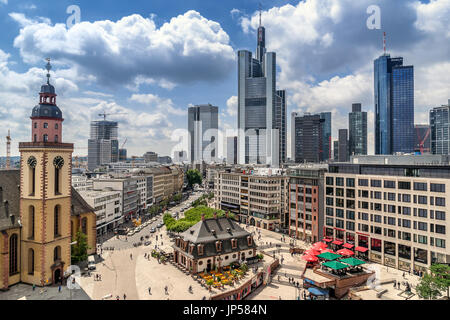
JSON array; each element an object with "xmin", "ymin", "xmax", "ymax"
[{"xmin": 0, "ymin": 0, "xmax": 449, "ymax": 159}]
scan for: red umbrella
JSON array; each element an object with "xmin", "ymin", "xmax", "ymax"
[
  {"xmin": 321, "ymin": 248, "xmax": 337, "ymax": 254},
  {"xmin": 337, "ymin": 248, "xmax": 355, "ymax": 256},
  {"xmin": 312, "ymin": 242, "xmax": 328, "ymax": 251},
  {"xmin": 301, "ymin": 254, "xmax": 319, "ymax": 262},
  {"xmin": 304, "ymin": 249, "xmax": 321, "ymax": 256}
]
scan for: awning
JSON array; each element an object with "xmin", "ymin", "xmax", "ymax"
[
  {"xmin": 337, "ymin": 248, "xmax": 355, "ymax": 256},
  {"xmin": 340, "ymin": 257, "xmax": 366, "ymax": 267},
  {"xmin": 317, "ymin": 252, "xmax": 342, "ymax": 261},
  {"xmin": 308, "ymin": 287, "xmax": 329, "ymax": 296},
  {"xmin": 312, "ymin": 242, "xmax": 328, "ymax": 251},
  {"xmin": 332, "ymin": 240, "xmax": 343, "ymax": 245},
  {"xmin": 355, "ymin": 246, "xmax": 369, "ymax": 253},
  {"xmin": 302, "ymin": 254, "xmax": 319, "ymax": 262},
  {"xmin": 322, "ymin": 260, "xmax": 349, "ymax": 270},
  {"xmin": 343, "ymin": 243, "xmax": 354, "ymax": 249},
  {"xmin": 323, "ymin": 238, "xmax": 333, "ymax": 242},
  {"xmin": 304, "ymin": 249, "xmax": 321, "ymax": 256}
]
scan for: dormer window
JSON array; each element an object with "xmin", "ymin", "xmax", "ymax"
[
  {"xmin": 247, "ymin": 236, "xmax": 253, "ymax": 246},
  {"xmin": 231, "ymin": 238, "xmax": 237, "ymax": 249},
  {"xmin": 216, "ymin": 240, "xmax": 222, "ymax": 252},
  {"xmin": 198, "ymin": 244, "xmax": 204, "ymax": 256},
  {"xmin": 189, "ymin": 244, "xmax": 195, "ymax": 254}
]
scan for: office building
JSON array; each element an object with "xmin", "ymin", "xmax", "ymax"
[
  {"xmin": 430, "ymin": 100, "xmax": 450, "ymax": 155},
  {"xmin": 325, "ymin": 155, "xmax": 450, "ymax": 272},
  {"xmin": 293, "ymin": 113, "xmax": 324, "ymax": 163},
  {"xmin": 227, "ymin": 136, "xmax": 238, "ymax": 165},
  {"xmin": 374, "ymin": 54, "xmax": 414, "ymax": 154},
  {"xmin": 119, "ymin": 148, "xmax": 127, "ymax": 162},
  {"xmin": 173, "ymin": 150, "xmax": 188, "ymax": 164},
  {"xmin": 237, "ymin": 19, "xmax": 286, "ymax": 167},
  {"xmin": 414, "ymin": 124, "xmax": 431, "ymax": 154},
  {"xmin": 88, "ymin": 121, "xmax": 119, "ymax": 171},
  {"xmin": 188, "ymin": 104, "xmax": 219, "ymax": 164},
  {"xmin": 349, "ymin": 103, "xmax": 368, "ymax": 156},
  {"xmin": 320, "ymin": 112, "xmax": 332, "ymax": 161},
  {"xmin": 143, "ymin": 151, "xmax": 158, "ymax": 163},
  {"xmin": 287, "ymin": 165, "xmax": 327, "ymax": 243},
  {"xmin": 338, "ymin": 129, "xmax": 349, "ymax": 162},
  {"xmin": 333, "ymin": 140, "xmax": 339, "ymax": 161}
]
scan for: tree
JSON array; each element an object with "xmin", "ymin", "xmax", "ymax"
[
  {"xmin": 430, "ymin": 264, "xmax": 450, "ymax": 298},
  {"xmin": 416, "ymin": 273, "xmax": 442, "ymax": 300},
  {"xmin": 186, "ymin": 169, "xmax": 202, "ymax": 189},
  {"xmin": 71, "ymin": 230, "xmax": 90, "ymax": 264}
]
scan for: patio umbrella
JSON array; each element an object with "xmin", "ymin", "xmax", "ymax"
[
  {"xmin": 321, "ymin": 249, "xmax": 337, "ymax": 254},
  {"xmin": 304, "ymin": 249, "xmax": 321, "ymax": 256},
  {"xmin": 317, "ymin": 252, "xmax": 342, "ymax": 261},
  {"xmin": 340, "ymin": 257, "xmax": 366, "ymax": 267},
  {"xmin": 302, "ymin": 254, "xmax": 319, "ymax": 262},
  {"xmin": 337, "ymin": 248, "xmax": 354, "ymax": 256},
  {"xmin": 312, "ymin": 242, "xmax": 328, "ymax": 251}
]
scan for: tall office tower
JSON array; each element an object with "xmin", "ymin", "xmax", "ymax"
[
  {"xmin": 119, "ymin": 148, "xmax": 127, "ymax": 161},
  {"xmin": 143, "ymin": 151, "xmax": 158, "ymax": 163},
  {"xmin": 430, "ymin": 100, "xmax": 450, "ymax": 155},
  {"xmin": 320, "ymin": 112, "xmax": 332, "ymax": 161},
  {"xmin": 333, "ymin": 140, "xmax": 339, "ymax": 161},
  {"xmin": 338, "ymin": 129, "xmax": 349, "ymax": 162},
  {"xmin": 237, "ymin": 17, "xmax": 286, "ymax": 167},
  {"xmin": 414, "ymin": 124, "xmax": 431, "ymax": 154},
  {"xmin": 374, "ymin": 54, "xmax": 414, "ymax": 154},
  {"xmin": 227, "ymin": 136, "xmax": 238, "ymax": 165},
  {"xmin": 349, "ymin": 103, "xmax": 368, "ymax": 156},
  {"xmin": 294, "ymin": 113, "xmax": 324, "ymax": 163},
  {"xmin": 88, "ymin": 120, "xmax": 119, "ymax": 170},
  {"xmin": 291, "ymin": 112, "xmax": 298, "ymax": 161},
  {"xmin": 188, "ymin": 104, "xmax": 218, "ymax": 164}
]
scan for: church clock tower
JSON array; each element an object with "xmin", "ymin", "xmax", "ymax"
[{"xmin": 19, "ymin": 59, "xmax": 73, "ymax": 286}]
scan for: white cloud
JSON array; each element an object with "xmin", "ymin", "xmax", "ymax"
[
  {"xmin": 11, "ymin": 10, "xmax": 235, "ymax": 89},
  {"xmin": 226, "ymin": 95, "xmax": 238, "ymax": 116},
  {"xmin": 129, "ymin": 93, "xmax": 186, "ymax": 116}
]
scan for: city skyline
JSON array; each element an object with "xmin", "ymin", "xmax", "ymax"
[{"xmin": 0, "ymin": 0, "xmax": 448, "ymax": 159}]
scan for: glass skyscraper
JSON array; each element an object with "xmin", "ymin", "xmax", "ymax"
[
  {"xmin": 188, "ymin": 104, "xmax": 219, "ymax": 164},
  {"xmin": 88, "ymin": 120, "xmax": 119, "ymax": 171},
  {"xmin": 349, "ymin": 103, "xmax": 367, "ymax": 156},
  {"xmin": 374, "ymin": 54, "xmax": 414, "ymax": 154},
  {"xmin": 430, "ymin": 100, "xmax": 450, "ymax": 155},
  {"xmin": 237, "ymin": 20, "xmax": 286, "ymax": 167},
  {"xmin": 320, "ymin": 112, "xmax": 332, "ymax": 161}
]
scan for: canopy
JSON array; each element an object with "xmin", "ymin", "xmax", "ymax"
[
  {"xmin": 332, "ymin": 240, "xmax": 343, "ymax": 245},
  {"xmin": 323, "ymin": 238, "xmax": 333, "ymax": 243},
  {"xmin": 304, "ymin": 249, "xmax": 321, "ymax": 256},
  {"xmin": 321, "ymin": 249, "xmax": 337, "ymax": 254},
  {"xmin": 317, "ymin": 252, "xmax": 342, "ymax": 261},
  {"xmin": 312, "ymin": 242, "xmax": 328, "ymax": 250},
  {"xmin": 340, "ymin": 257, "xmax": 366, "ymax": 267},
  {"xmin": 355, "ymin": 246, "xmax": 369, "ymax": 253},
  {"xmin": 343, "ymin": 243, "xmax": 354, "ymax": 249},
  {"xmin": 322, "ymin": 260, "xmax": 349, "ymax": 270},
  {"xmin": 302, "ymin": 254, "xmax": 319, "ymax": 262},
  {"xmin": 337, "ymin": 248, "xmax": 355, "ymax": 256},
  {"xmin": 308, "ymin": 287, "xmax": 329, "ymax": 296}
]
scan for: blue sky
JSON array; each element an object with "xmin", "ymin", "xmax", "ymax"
[{"xmin": 0, "ymin": 0, "xmax": 448, "ymax": 158}]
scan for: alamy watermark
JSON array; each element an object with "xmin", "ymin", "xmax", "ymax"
[
  {"xmin": 366, "ymin": 5, "xmax": 381, "ymax": 30},
  {"xmin": 66, "ymin": 5, "xmax": 81, "ymax": 28}
]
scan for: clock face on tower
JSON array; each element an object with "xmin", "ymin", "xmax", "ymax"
[
  {"xmin": 27, "ymin": 156, "xmax": 37, "ymax": 168},
  {"xmin": 53, "ymin": 156, "xmax": 64, "ymax": 169}
]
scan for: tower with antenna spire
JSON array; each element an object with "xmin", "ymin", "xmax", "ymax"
[{"xmin": 256, "ymin": 3, "xmax": 266, "ymax": 63}]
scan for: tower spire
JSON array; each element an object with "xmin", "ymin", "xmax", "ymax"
[
  {"xmin": 259, "ymin": 2, "xmax": 262, "ymax": 27},
  {"xmin": 383, "ymin": 32, "xmax": 386, "ymax": 54},
  {"xmin": 45, "ymin": 58, "xmax": 52, "ymax": 84}
]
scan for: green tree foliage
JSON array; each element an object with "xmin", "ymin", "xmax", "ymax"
[
  {"xmin": 71, "ymin": 230, "xmax": 90, "ymax": 264},
  {"xmin": 430, "ymin": 264, "xmax": 450, "ymax": 298},
  {"xmin": 186, "ymin": 169, "xmax": 202, "ymax": 188},
  {"xmin": 173, "ymin": 193, "xmax": 182, "ymax": 203},
  {"xmin": 416, "ymin": 273, "xmax": 442, "ymax": 300}
]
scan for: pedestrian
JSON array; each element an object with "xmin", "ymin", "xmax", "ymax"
[
  {"xmin": 32, "ymin": 284, "xmax": 36, "ymax": 291},
  {"xmin": 123, "ymin": 294, "xmax": 126, "ymax": 300},
  {"xmin": 402, "ymin": 272, "xmax": 405, "ymax": 278},
  {"xmin": 148, "ymin": 287, "xmax": 151, "ymax": 295},
  {"xmin": 58, "ymin": 285, "xmax": 62, "ymax": 293},
  {"xmin": 130, "ymin": 253, "xmax": 132, "ymax": 260}
]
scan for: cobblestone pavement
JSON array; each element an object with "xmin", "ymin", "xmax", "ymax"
[{"xmin": 0, "ymin": 283, "xmax": 91, "ymax": 300}]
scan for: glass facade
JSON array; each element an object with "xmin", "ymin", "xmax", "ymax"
[
  {"xmin": 430, "ymin": 103, "xmax": 450, "ymax": 155},
  {"xmin": 349, "ymin": 104, "xmax": 367, "ymax": 156}
]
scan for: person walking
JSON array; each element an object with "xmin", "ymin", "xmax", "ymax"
[
  {"xmin": 130, "ymin": 253, "xmax": 133, "ymax": 260},
  {"xmin": 165, "ymin": 285, "xmax": 168, "ymax": 295},
  {"xmin": 123, "ymin": 294, "xmax": 127, "ymax": 300},
  {"xmin": 148, "ymin": 287, "xmax": 151, "ymax": 295},
  {"xmin": 58, "ymin": 285, "xmax": 62, "ymax": 293}
]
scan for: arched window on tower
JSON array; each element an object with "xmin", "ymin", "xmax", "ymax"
[
  {"xmin": 34, "ymin": 134, "xmax": 37, "ymax": 142},
  {"xmin": 55, "ymin": 123, "xmax": 58, "ymax": 129},
  {"xmin": 9, "ymin": 234, "xmax": 18, "ymax": 275},
  {"xmin": 28, "ymin": 249, "xmax": 35, "ymax": 275},
  {"xmin": 34, "ymin": 122, "xmax": 37, "ymax": 129},
  {"xmin": 43, "ymin": 134, "xmax": 48, "ymax": 142},
  {"xmin": 54, "ymin": 135, "xmax": 58, "ymax": 143},
  {"xmin": 43, "ymin": 123, "xmax": 48, "ymax": 128},
  {"xmin": 54, "ymin": 205, "xmax": 61, "ymax": 238},
  {"xmin": 54, "ymin": 246, "xmax": 61, "ymax": 262},
  {"xmin": 28, "ymin": 205, "xmax": 35, "ymax": 239}
]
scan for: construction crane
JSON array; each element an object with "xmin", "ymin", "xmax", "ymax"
[
  {"xmin": 121, "ymin": 138, "xmax": 128, "ymax": 149},
  {"xmin": 98, "ymin": 111, "xmax": 128, "ymax": 121},
  {"xmin": 6, "ymin": 130, "xmax": 11, "ymax": 169}
]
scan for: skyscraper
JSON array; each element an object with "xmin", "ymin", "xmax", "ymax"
[
  {"xmin": 188, "ymin": 104, "xmax": 218, "ymax": 164},
  {"xmin": 88, "ymin": 120, "xmax": 119, "ymax": 171},
  {"xmin": 430, "ymin": 100, "xmax": 450, "ymax": 155},
  {"xmin": 374, "ymin": 54, "xmax": 414, "ymax": 154},
  {"xmin": 338, "ymin": 129, "xmax": 349, "ymax": 162},
  {"xmin": 237, "ymin": 15, "xmax": 286, "ymax": 167},
  {"xmin": 320, "ymin": 112, "xmax": 332, "ymax": 161},
  {"xmin": 294, "ymin": 113, "xmax": 324, "ymax": 163},
  {"xmin": 227, "ymin": 136, "xmax": 238, "ymax": 165},
  {"xmin": 349, "ymin": 103, "xmax": 367, "ymax": 156}
]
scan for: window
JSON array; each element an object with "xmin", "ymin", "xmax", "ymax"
[
  {"xmin": 326, "ymin": 197, "xmax": 333, "ymax": 206},
  {"xmin": 387, "ymin": 205, "xmax": 396, "ymax": 213},
  {"xmin": 435, "ymin": 225, "xmax": 446, "ymax": 235},
  {"xmin": 418, "ymin": 196, "xmax": 427, "ymax": 205},
  {"xmin": 414, "ymin": 248, "xmax": 428, "ymax": 264},
  {"xmin": 435, "ymin": 197, "xmax": 445, "ymax": 207},
  {"xmin": 387, "ymin": 193, "xmax": 395, "ymax": 201},
  {"xmin": 398, "ymin": 181, "xmax": 411, "ymax": 190},
  {"xmin": 371, "ymin": 179, "xmax": 381, "ymax": 188},
  {"xmin": 326, "ymin": 187, "xmax": 334, "ymax": 196},
  {"xmin": 418, "ymin": 209, "xmax": 427, "ymax": 218},
  {"xmin": 384, "ymin": 180, "xmax": 396, "ymax": 189},
  {"xmin": 359, "ymin": 212, "xmax": 369, "ymax": 221},
  {"xmin": 326, "ymin": 177, "xmax": 334, "ymax": 185},
  {"xmin": 81, "ymin": 217, "xmax": 88, "ymax": 235},
  {"xmin": 231, "ymin": 239, "xmax": 237, "ymax": 249},
  {"xmin": 198, "ymin": 244, "xmax": 204, "ymax": 256},
  {"xmin": 54, "ymin": 205, "xmax": 61, "ymax": 237},
  {"xmin": 28, "ymin": 206, "xmax": 35, "ymax": 239},
  {"xmin": 398, "ymin": 244, "xmax": 411, "ymax": 260},
  {"xmin": 358, "ymin": 179, "xmax": 368, "ymax": 186},
  {"xmin": 413, "ymin": 182, "xmax": 427, "ymax": 191},
  {"xmin": 418, "ymin": 235, "xmax": 427, "ymax": 244},
  {"xmin": 346, "ymin": 221, "xmax": 355, "ymax": 231},
  {"xmin": 43, "ymin": 134, "xmax": 48, "ymax": 142},
  {"xmin": 336, "ymin": 209, "xmax": 344, "ymax": 218},
  {"xmin": 326, "ymin": 207, "xmax": 334, "ymax": 216},
  {"xmin": 430, "ymin": 183, "xmax": 445, "ymax": 193},
  {"xmin": 346, "ymin": 189, "xmax": 355, "ymax": 198},
  {"xmin": 34, "ymin": 122, "xmax": 37, "ymax": 128},
  {"xmin": 402, "ymin": 207, "xmax": 411, "ymax": 216},
  {"xmin": 435, "ymin": 238, "xmax": 446, "ymax": 248},
  {"xmin": 346, "ymin": 178, "xmax": 355, "ymax": 187},
  {"xmin": 28, "ymin": 249, "xmax": 35, "ymax": 275},
  {"xmin": 43, "ymin": 122, "xmax": 48, "ymax": 128},
  {"xmin": 9, "ymin": 234, "xmax": 18, "ymax": 275},
  {"xmin": 346, "ymin": 210, "xmax": 355, "ymax": 220},
  {"xmin": 55, "ymin": 123, "xmax": 59, "ymax": 129},
  {"xmin": 418, "ymin": 222, "xmax": 427, "ymax": 231},
  {"xmin": 335, "ymin": 219, "xmax": 344, "ymax": 228},
  {"xmin": 435, "ymin": 211, "xmax": 445, "ymax": 221},
  {"xmin": 387, "ymin": 217, "xmax": 396, "ymax": 225},
  {"xmin": 402, "ymin": 194, "xmax": 411, "ymax": 202},
  {"xmin": 373, "ymin": 215, "xmax": 382, "ymax": 223},
  {"xmin": 373, "ymin": 191, "xmax": 382, "ymax": 199},
  {"xmin": 54, "ymin": 246, "xmax": 61, "ymax": 262},
  {"xmin": 336, "ymin": 178, "xmax": 344, "ymax": 186},
  {"xmin": 336, "ymin": 188, "xmax": 344, "ymax": 197},
  {"xmin": 336, "ymin": 198, "xmax": 344, "ymax": 208},
  {"xmin": 402, "ymin": 219, "xmax": 411, "ymax": 228},
  {"xmin": 326, "ymin": 217, "xmax": 333, "ymax": 227},
  {"xmin": 54, "ymin": 135, "xmax": 58, "ymax": 143},
  {"xmin": 346, "ymin": 199, "xmax": 355, "ymax": 209},
  {"xmin": 384, "ymin": 241, "xmax": 396, "ymax": 256}
]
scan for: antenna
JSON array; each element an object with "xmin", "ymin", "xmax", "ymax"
[
  {"xmin": 259, "ymin": 2, "xmax": 262, "ymax": 27},
  {"xmin": 6, "ymin": 129, "xmax": 11, "ymax": 169},
  {"xmin": 383, "ymin": 32, "xmax": 386, "ymax": 54},
  {"xmin": 45, "ymin": 58, "xmax": 52, "ymax": 84}
]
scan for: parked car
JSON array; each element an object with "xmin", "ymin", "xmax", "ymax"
[
  {"xmin": 157, "ymin": 223, "xmax": 163, "ymax": 229},
  {"xmin": 144, "ymin": 241, "xmax": 151, "ymax": 246},
  {"xmin": 88, "ymin": 256, "xmax": 96, "ymax": 270},
  {"xmin": 150, "ymin": 228, "xmax": 156, "ymax": 233}
]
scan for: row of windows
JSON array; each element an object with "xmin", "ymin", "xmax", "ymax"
[{"xmin": 34, "ymin": 122, "xmax": 59, "ymax": 129}]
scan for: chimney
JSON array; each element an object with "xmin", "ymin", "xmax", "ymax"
[{"xmin": 201, "ymin": 213, "xmax": 205, "ymax": 221}]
